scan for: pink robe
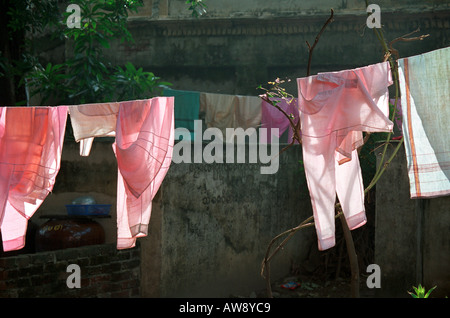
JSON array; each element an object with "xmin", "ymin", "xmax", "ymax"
[
  {"xmin": 68, "ymin": 98, "xmax": 174, "ymax": 249},
  {"xmin": 0, "ymin": 106, "xmax": 67, "ymax": 251},
  {"xmin": 113, "ymin": 98, "xmax": 174, "ymax": 249},
  {"xmin": 297, "ymin": 61, "xmax": 393, "ymax": 250}
]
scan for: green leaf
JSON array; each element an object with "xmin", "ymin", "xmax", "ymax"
[{"xmin": 424, "ymin": 286, "xmax": 437, "ymax": 298}]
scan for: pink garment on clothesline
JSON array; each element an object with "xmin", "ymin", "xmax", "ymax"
[
  {"xmin": 260, "ymin": 97, "xmax": 300, "ymax": 144},
  {"xmin": 113, "ymin": 97, "xmax": 174, "ymax": 249},
  {"xmin": 297, "ymin": 61, "xmax": 393, "ymax": 251},
  {"xmin": 0, "ymin": 106, "xmax": 67, "ymax": 251},
  {"xmin": 68, "ymin": 98, "xmax": 174, "ymax": 250}
]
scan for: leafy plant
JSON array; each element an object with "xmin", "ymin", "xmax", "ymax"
[
  {"xmin": 186, "ymin": 0, "xmax": 207, "ymax": 17},
  {"xmin": 59, "ymin": 0, "xmax": 145, "ymax": 104},
  {"xmin": 111, "ymin": 62, "xmax": 171, "ymax": 101},
  {"xmin": 20, "ymin": 0, "xmax": 171, "ymax": 106},
  {"xmin": 408, "ymin": 284, "xmax": 437, "ymax": 298},
  {"xmin": 0, "ymin": 0, "xmax": 62, "ymax": 105},
  {"xmin": 26, "ymin": 62, "xmax": 70, "ymax": 105}
]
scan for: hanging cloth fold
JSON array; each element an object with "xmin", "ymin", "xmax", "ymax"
[
  {"xmin": 113, "ymin": 97, "xmax": 174, "ymax": 249},
  {"xmin": 0, "ymin": 106, "xmax": 68, "ymax": 251},
  {"xmin": 68, "ymin": 97, "xmax": 174, "ymax": 250},
  {"xmin": 163, "ymin": 88, "xmax": 200, "ymax": 140},
  {"xmin": 200, "ymin": 92, "xmax": 262, "ymax": 142},
  {"xmin": 398, "ymin": 46, "xmax": 450, "ymax": 198},
  {"xmin": 201, "ymin": 92, "xmax": 236, "ymax": 142},
  {"xmin": 68, "ymin": 102, "xmax": 119, "ymax": 156},
  {"xmin": 297, "ymin": 61, "xmax": 393, "ymax": 251},
  {"xmin": 234, "ymin": 95, "xmax": 262, "ymax": 131}
]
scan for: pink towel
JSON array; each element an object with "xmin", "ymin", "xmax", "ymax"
[
  {"xmin": 113, "ymin": 98, "xmax": 174, "ymax": 249},
  {"xmin": 297, "ymin": 61, "xmax": 393, "ymax": 250},
  {"xmin": 0, "ymin": 106, "xmax": 67, "ymax": 251},
  {"xmin": 260, "ymin": 97, "xmax": 300, "ymax": 144}
]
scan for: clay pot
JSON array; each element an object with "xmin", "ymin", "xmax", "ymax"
[{"xmin": 35, "ymin": 217, "xmax": 105, "ymax": 252}]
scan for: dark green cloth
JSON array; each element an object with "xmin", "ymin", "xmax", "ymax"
[{"xmin": 163, "ymin": 88, "xmax": 200, "ymax": 140}]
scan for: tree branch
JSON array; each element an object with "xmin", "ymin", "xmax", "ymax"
[
  {"xmin": 306, "ymin": 9, "xmax": 334, "ymax": 76},
  {"xmin": 388, "ymin": 27, "xmax": 430, "ymax": 59}
]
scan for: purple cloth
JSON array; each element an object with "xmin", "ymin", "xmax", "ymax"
[{"xmin": 260, "ymin": 98, "xmax": 300, "ymax": 144}]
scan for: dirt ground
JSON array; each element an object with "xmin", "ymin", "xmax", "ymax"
[
  {"xmin": 233, "ymin": 210, "xmax": 378, "ymax": 299},
  {"xmin": 243, "ymin": 192, "xmax": 379, "ymax": 299},
  {"xmin": 247, "ymin": 274, "xmax": 376, "ymax": 298}
]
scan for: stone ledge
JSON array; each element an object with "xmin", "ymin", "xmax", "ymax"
[{"xmin": 127, "ymin": 10, "xmax": 450, "ymax": 37}]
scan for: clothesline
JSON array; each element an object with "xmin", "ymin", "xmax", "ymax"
[
  {"xmin": 0, "ymin": 97, "xmax": 174, "ymax": 252},
  {"xmin": 1, "ymin": 47, "xmax": 448, "ymax": 254},
  {"xmin": 163, "ymin": 88, "xmax": 299, "ymax": 144}
]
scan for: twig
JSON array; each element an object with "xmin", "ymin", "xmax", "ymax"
[
  {"xmin": 306, "ymin": 9, "xmax": 334, "ymax": 76},
  {"xmin": 388, "ymin": 27, "xmax": 430, "ymax": 59}
]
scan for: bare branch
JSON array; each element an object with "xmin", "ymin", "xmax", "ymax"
[{"xmin": 306, "ymin": 9, "xmax": 334, "ymax": 76}]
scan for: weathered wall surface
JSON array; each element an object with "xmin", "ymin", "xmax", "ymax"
[
  {"xmin": 0, "ymin": 243, "xmax": 140, "ymax": 298},
  {"xmin": 144, "ymin": 142, "xmax": 313, "ymax": 297},
  {"xmin": 104, "ymin": 0, "xmax": 450, "ymax": 96},
  {"xmin": 375, "ymin": 142, "xmax": 450, "ymax": 298}
]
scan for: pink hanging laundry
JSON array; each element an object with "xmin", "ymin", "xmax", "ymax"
[
  {"xmin": 260, "ymin": 97, "xmax": 300, "ymax": 144},
  {"xmin": 297, "ymin": 61, "xmax": 393, "ymax": 251},
  {"xmin": 0, "ymin": 106, "xmax": 68, "ymax": 251},
  {"xmin": 68, "ymin": 98, "xmax": 174, "ymax": 250},
  {"xmin": 113, "ymin": 98, "xmax": 174, "ymax": 249}
]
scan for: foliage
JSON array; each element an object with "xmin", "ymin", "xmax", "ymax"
[
  {"xmin": 5, "ymin": 0, "xmax": 60, "ymax": 35},
  {"xmin": 408, "ymin": 284, "xmax": 437, "ymax": 298},
  {"xmin": 186, "ymin": 0, "xmax": 207, "ymax": 17},
  {"xmin": 111, "ymin": 62, "xmax": 171, "ymax": 101},
  {"xmin": 2, "ymin": 0, "xmax": 169, "ymax": 106}
]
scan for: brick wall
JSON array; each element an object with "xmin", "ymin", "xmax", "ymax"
[{"xmin": 0, "ymin": 243, "xmax": 140, "ymax": 298}]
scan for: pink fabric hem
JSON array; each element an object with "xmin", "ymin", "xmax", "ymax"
[
  {"xmin": 345, "ymin": 211, "xmax": 367, "ymax": 230},
  {"xmin": 2, "ymin": 236, "xmax": 25, "ymax": 252},
  {"xmin": 318, "ymin": 237, "xmax": 335, "ymax": 251}
]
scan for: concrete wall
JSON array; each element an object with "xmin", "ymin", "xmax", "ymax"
[
  {"xmin": 135, "ymin": 0, "xmax": 450, "ymax": 20},
  {"xmin": 41, "ymin": 1, "xmax": 448, "ymax": 97},
  {"xmin": 375, "ymin": 141, "xmax": 450, "ymax": 298},
  {"xmin": 142, "ymin": 142, "xmax": 313, "ymax": 297},
  {"xmin": 106, "ymin": 0, "xmax": 450, "ymax": 96}
]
